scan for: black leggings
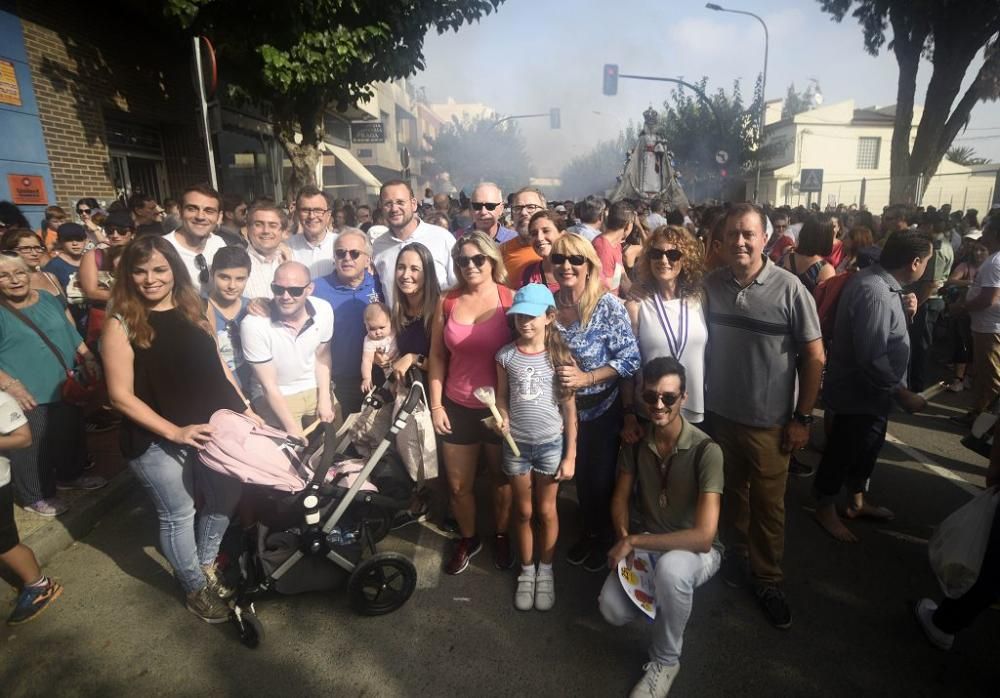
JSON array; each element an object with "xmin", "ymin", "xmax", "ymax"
[{"xmin": 574, "ymin": 399, "xmax": 623, "ymax": 544}]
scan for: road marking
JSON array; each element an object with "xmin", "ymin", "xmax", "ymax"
[{"xmin": 883, "ymin": 430, "xmax": 981, "ymax": 496}]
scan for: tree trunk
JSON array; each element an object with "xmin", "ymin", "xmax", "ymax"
[
  {"xmin": 274, "ymin": 98, "xmax": 326, "ymax": 197},
  {"xmin": 887, "ymin": 8, "xmax": 926, "ymax": 205}
]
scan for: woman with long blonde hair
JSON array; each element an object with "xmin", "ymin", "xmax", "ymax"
[
  {"xmin": 549, "ymin": 234, "xmax": 640, "ymax": 571},
  {"xmin": 103, "ymin": 236, "xmax": 254, "ymax": 624}
]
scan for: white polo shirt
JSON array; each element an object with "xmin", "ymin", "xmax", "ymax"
[
  {"xmin": 372, "ymin": 219, "xmax": 457, "ymax": 307},
  {"xmin": 164, "ymin": 230, "xmax": 227, "ymax": 295},
  {"xmin": 241, "ymin": 297, "xmax": 334, "ymax": 398},
  {"xmin": 0, "ymin": 390, "xmax": 28, "ymax": 487},
  {"xmin": 244, "ymin": 246, "xmax": 283, "ymax": 300},
  {"xmin": 288, "ymin": 230, "xmax": 338, "ymax": 279}
]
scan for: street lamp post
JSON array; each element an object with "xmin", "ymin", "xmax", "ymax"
[{"xmin": 706, "ymin": 3, "xmax": 768, "ymax": 204}]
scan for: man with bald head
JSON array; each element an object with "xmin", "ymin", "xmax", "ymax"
[
  {"xmin": 462, "ymin": 182, "xmax": 517, "ymax": 244},
  {"xmin": 240, "ymin": 261, "xmax": 336, "ymax": 436},
  {"xmin": 311, "ymin": 228, "xmax": 383, "ymax": 415}
]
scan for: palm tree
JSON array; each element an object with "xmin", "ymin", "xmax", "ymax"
[{"xmin": 946, "ymin": 146, "xmax": 992, "ymax": 166}]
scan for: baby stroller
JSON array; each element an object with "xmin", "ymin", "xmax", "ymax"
[{"xmin": 199, "ymin": 371, "xmax": 424, "ymax": 648}]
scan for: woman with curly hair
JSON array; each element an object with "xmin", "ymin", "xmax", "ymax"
[{"xmin": 623, "ymin": 225, "xmax": 708, "ymax": 444}]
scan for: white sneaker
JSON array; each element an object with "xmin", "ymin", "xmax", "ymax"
[
  {"xmin": 514, "ymin": 571, "xmax": 535, "ymax": 611},
  {"xmin": 534, "ymin": 571, "xmax": 555, "ymax": 611},
  {"xmin": 914, "ymin": 598, "xmax": 954, "ymax": 650},
  {"xmin": 629, "ymin": 661, "xmax": 680, "ymax": 698}
]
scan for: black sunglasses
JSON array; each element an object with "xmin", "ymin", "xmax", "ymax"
[
  {"xmin": 471, "ymin": 202, "xmax": 502, "ymax": 212},
  {"xmin": 335, "ymin": 249, "xmax": 364, "ymax": 260},
  {"xmin": 194, "ymin": 253, "xmax": 209, "ymax": 285},
  {"xmin": 271, "ymin": 283, "xmax": 308, "ymax": 298},
  {"xmin": 551, "ymin": 253, "xmax": 587, "ymax": 267},
  {"xmin": 76, "ymin": 208, "xmax": 92, "ymax": 215},
  {"xmin": 641, "ymin": 390, "xmax": 681, "ymax": 407},
  {"xmin": 457, "ymin": 254, "xmax": 487, "ymax": 268},
  {"xmin": 648, "ymin": 248, "xmax": 684, "ymax": 263}
]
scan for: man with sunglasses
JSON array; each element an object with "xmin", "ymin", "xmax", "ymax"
[
  {"xmin": 240, "ymin": 261, "xmax": 335, "ymax": 437},
  {"xmin": 311, "ymin": 229, "xmax": 383, "ymax": 416},
  {"xmin": 600, "ymin": 357, "xmax": 723, "ymax": 698},
  {"xmin": 164, "ymin": 184, "xmax": 227, "ymax": 295},
  {"xmin": 372, "ymin": 180, "xmax": 456, "ymax": 306},
  {"xmin": 288, "ymin": 185, "xmax": 337, "ymax": 278},
  {"xmin": 243, "ymin": 203, "xmax": 289, "ymax": 299},
  {"xmin": 460, "ymin": 182, "xmax": 517, "ymax": 244}
]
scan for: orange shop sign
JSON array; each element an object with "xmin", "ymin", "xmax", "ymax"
[
  {"xmin": 0, "ymin": 60, "xmax": 21, "ymax": 107},
  {"xmin": 7, "ymin": 175, "xmax": 48, "ymax": 205}
]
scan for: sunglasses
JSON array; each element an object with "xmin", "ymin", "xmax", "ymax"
[
  {"xmin": 457, "ymin": 254, "xmax": 487, "ymax": 268},
  {"xmin": 641, "ymin": 390, "xmax": 681, "ymax": 407},
  {"xmin": 335, "ymin": 249, "xmax": 364, "ymax": 260},
  {"xmin": 107, "ymin": 228, "xmax": 132, "ymax": 237},
  {"xmin": 550, "ymin": 253, "xmax": 587, "ymax": 267},
  {"xmin": 194, "ymin": 253, "xmax": 209, "ymax": 285},
  {"xmin": 271, "ymin": 284, "xmax": 308, "ymax": 298},
  {"xmin": 648, "ymin": 248, "xmax": 684, "ymax": 263},
  {"xmin": 77, "ymin": 208, "xmax": 92, "ymax": 215},
  {"xmin": 471, "ymin": 202, "xmax": 502, "ymax": 212}
]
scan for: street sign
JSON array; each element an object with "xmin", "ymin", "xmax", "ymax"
[
  {"xmin": 715, "ymin": 150, "xmax": 728, "ymax": 165},
  {"xmin": 800, "ymin": 168, "xmax": 824, "ymax": 193},
  {"xmin": 351, "ymin": 121, "xmax": 386, "ymax": 144}
]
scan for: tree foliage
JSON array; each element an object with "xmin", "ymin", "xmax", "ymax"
[
  {"xmin": 946, "ymin": 146, "xmax": 991, "ymax": 166},
  {"xmin": 781, "ymin": 82, "xmax": 819, "ymax": 120},
  {"xmin": 162, "ymin": 0, "xmax": 505, "ymax": 190},
  {"xmin": 818, "ymin": 0, "xmax": 1000, "ymax": 204},
  {"xmin": 424, "ymin": 117, "xmax": 534, "ymax": 196}
]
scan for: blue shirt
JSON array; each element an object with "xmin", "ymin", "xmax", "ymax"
[
  {"xmin": 461, "ymin": 224, "xmax": 518, "ymax": 245},
  {"xmin": 312, "ymin": 271, "xmax": 383, "ymax": 379}
]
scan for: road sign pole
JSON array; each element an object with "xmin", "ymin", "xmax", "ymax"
[{"xmin": 193, "ymin": 37, "xmax": 218, "ymax": 190}]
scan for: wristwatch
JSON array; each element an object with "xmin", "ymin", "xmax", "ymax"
[{"xmin": 792, "ymin": 410, "xmax": 814, "ymax": 425}]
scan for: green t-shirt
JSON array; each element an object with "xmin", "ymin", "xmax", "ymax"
[
  {"xmin": 0, "ymin": 292, "xmax": 82, "ymax": 404},
  {"xmin": 618, "ymin": 418, "xmax": 725, "ymax": 552}
]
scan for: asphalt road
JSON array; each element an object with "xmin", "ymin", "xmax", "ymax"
[{"xmin": 2, "ymin": 385, "xmax": 998, "ymax": 697}]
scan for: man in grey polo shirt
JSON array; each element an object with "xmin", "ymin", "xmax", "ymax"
[{"xmin": 703, "ymin": 202, "xmax": 825, "ymax": 630}]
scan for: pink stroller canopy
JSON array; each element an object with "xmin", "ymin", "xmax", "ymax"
[{"xmin": 199, "ymin": 410, "xmax": 307, "ymax": 492}]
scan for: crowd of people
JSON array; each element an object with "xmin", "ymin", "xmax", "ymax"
[{"xmin": 1, "ymin": 182, "xmax": 999, "ymax": 697}]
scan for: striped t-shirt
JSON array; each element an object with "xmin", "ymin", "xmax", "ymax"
[{"xmin": 496, "ymin": 343, "xmax": 563, "ymax": 445}]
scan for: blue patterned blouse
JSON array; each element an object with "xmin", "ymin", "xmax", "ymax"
[{"xmin": 556, "ymin": 293, "xmax": 640, "ymax": 421}]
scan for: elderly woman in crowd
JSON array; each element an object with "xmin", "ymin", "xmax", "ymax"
[
  {"xmin": 102, "ymin": 236, "xmax": 253, "ymax": 624},
  {"xmin": 2, "ymin": 229, "xmax": 63, "ymax": 298},
  {"xmin": 623, "ymin": 225, "xmax": 708, "ymax": 443},
  {"xmin": 0, "ymin": 254, "xmax": 104, "ymax": 517},
  {"xmin": 429, "ymin": 232, "xmax": 514, "ymax": 575},
  {"xmin": 550, "ymin": 234, "xmax": 640, "ymax": 572},
  {"xmin": 519, "ymin": 209, "xmax": 565, "ymax": 291}
]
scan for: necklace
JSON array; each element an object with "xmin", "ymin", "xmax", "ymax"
[{"xmin": 652, "ymin": 293, "xmax": 688, "ymax": 360}]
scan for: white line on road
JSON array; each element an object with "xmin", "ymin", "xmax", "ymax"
[
  {"xmin": 413, "ymin": 520, "xmax": 444, "ymax": 590},
  {"xmin": 883, "ymin": 430, "xmax": 981, "ymax": 496}
]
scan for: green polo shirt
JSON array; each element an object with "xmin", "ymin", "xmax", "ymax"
[{"xmin": 618, "ymin": 417, "xmax": 725, "ymax": 552}]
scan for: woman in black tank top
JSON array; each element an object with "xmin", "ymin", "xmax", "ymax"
[{"xmin": 102, "ymin": 234, "xmax": 253, "ymax": 623}]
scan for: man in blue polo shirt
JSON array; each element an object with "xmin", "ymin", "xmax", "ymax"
[{"xmin": 311, "ymin": 228, "xmax": 383, "ymax": 417}]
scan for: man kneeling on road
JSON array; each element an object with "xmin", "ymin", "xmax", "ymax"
[
  {"xmin": 241, "ymin": 261, "xmax": 336, "ymax": 437},
  {"xmin": 599, "ymin": 357, "xmax": 723, "ymax": 698}
]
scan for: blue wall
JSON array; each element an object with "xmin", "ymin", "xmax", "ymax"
[{"xmin": 0, "ymin": 9, "xmax": 55, "ymax": 230}]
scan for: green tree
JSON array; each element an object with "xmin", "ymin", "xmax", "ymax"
[
  {"xmin": 163, "ymin": 0, "xmax": 505, "ymax": 191},
  {"xmin": 946, "ymin": 145, "xmax": 992, "ymax": 166},
  {"xmin": 781, "ymin": 82, "xmax": 817, "ymax": 119},
  {"xmin": 558, "ymin": 133, "xmax": 631, "ymax": 199},
  {"xmin": 424, "ymin": 117, "xmax": 534, "ymax": 196},
  {"xmin": 818, "ymin": 1, "xmax": 1000, "ymax": 204}
]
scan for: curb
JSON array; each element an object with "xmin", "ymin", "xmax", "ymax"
[{"xmin": 22, "ymin": 470, "xmax": 138, "ymax": 566}]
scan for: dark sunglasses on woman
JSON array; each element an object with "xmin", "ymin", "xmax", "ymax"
[
  {"xmin": 550, "ymin": 253, "xmax": 587, "ymax": 267},
  {"xmin": 457, "ymin": 254, "xmax": 487, "ymax": 268},
  {"xmin": 648, "ymin": 248, "xmax": 684, "ymax": 263}
]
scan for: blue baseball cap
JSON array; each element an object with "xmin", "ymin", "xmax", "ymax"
[{"xmin": 507, "ymin": 283, "xmax": 555, "ymax": 317}]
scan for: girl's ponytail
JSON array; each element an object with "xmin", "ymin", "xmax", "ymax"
[{"xmin": 544, "ymin": 307, "xmax": 575, "ymax": 399}]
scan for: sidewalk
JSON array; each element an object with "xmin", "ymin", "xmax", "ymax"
[{"xmin": 14, "ymin": 426, "xmax": 136, "ymax": 566}]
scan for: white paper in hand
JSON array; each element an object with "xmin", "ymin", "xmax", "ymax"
[{"xmin": 617, "ymin": 549, "xmax": 659, "ymax": 619}]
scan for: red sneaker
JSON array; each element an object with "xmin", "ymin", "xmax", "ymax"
[{"xmin": 445, "ymin": 536, "xmax": 482, "ymax": 575}]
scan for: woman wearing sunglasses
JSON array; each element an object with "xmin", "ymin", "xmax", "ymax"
[
  {"xmin": 79, "ymin": 211, "xmax": 134, "ymax": 347},
  {"xmin": 74, "ymin": 198, "xmax": 106, "ymax": 246},
  {"xmin": 549, "ymin": 234, "xmax": 640, "ymax": 572},
  {"xmin": 519, "ymin": 209, "xmax": 565, "ymax": 292},
  {"xmin": 622, "ymin": 226, "xmax": 709, "ymax": 447},
  {"xmin": 429, "ymin": 232, "xmax": 515, "ymax": 575},
  {"xmin": 1, "ymin": 229, "xmax": 63, "ymax": 298}
]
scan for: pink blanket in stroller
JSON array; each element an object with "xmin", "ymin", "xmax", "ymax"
[{"xmin": 198, "ymin": 410, "xmax": 308, "ymax": 492}]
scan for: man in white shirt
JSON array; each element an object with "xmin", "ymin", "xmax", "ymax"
[
  {"xmin": 241, "ymin": 262, "xmax": 335, "ymax": 437},
  {"xmin": 288, "ymin": 186, "xmax": 337, "ymax": 279},
  {"xmin": 164, "ymin": 184, "xmax": 228, "ymax": 295},
  {"xmin": 372, "ymin": 179, "xmax": 457, "ymax": 306},
  {"xmin": 645, "ymin": 199, "xmax": 668, "ymax": 230},
  {"xmin": 243, "ymin": 203, "xmax": 288, "ymax": 299}
]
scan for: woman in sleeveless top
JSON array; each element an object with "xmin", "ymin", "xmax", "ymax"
[
  {"xmin": 390, "ymin": 242, "xmax": 441, "ymax": 381},
  {"xmin": 780, "ymin": 217, "xmax": 835, "ymax": 293},
  {"xmin": 429, "ymin": 232, "xmax": 514, "ymax": 575},
  {"xmin": 520, "ymin": 210, "xmax": 565, "ymax": 292},
  {"xmin": 103, "ymin": 236, "xmax": 255, "ymax": 623},
  {"xmin": 624, "ymin": 225, "xmax": 709, "ymax": 431}
]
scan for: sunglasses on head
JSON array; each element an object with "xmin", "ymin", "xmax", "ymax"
[
  {"xmin": 457, "ymin": 254, "xmax": 487, "ymax": 268},
  {"xmin": 550, "ymin": 253, "xmax": 587, "ymax": 267},
  {"xmin": 335, "ymin": 249, "xmax": 364, "ymax": 260},
  {"xmin": 471, "ymin": 202, "xmax": 502, "ymax": 212},
  {"xmin": 648, "ymin": 248, "xmax": 684, "ymax": 263},
  {"xmin": 641, "ymin": 390, "xmax": 681, "ymax": 407},
  {"xmin": 194, "ymin": 253, "xmax": 209, "ymax": 285},
  {"xmin": 271, "ymin": 283, "xmax": 307, "ymax": 298}
]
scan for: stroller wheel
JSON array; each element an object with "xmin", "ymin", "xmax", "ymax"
[
  {"xmin": 236, "ymin": 607, "xmax": 265, "ymax": 648},
  {"xmin": 347, "ymin": 552, "xmax": 417, "ymax": 616}
]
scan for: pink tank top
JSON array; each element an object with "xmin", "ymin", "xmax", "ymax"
[{"xmin": 443, "ymin": 291, "xmax": 513, "ymax": 408}]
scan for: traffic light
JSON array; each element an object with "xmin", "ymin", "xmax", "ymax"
[
  {"xmin": 550, "ymin": 108, "xmax": 561, "ymax": 129},
  {"xmin": 603, "ymin": 64, "xmax": 619, "ymax": 96}
]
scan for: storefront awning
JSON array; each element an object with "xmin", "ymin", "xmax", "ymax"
[{"xmin": 321, "ymin": 142, "xmax": 381, "ymax": 195}]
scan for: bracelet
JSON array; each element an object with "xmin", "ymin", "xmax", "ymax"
[{"xmin": 430, "ymin": 405, "xmax": 445, "ymax": 412}]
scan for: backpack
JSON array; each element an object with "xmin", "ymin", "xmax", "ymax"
[{"xmin": 813, "ymin": 271, "xmax": 853, "ymax": 341}]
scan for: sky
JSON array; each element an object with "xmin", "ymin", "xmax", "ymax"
[{"xmin": 414, "ymin": 0, "xmax": 1000, "ymax": 178}]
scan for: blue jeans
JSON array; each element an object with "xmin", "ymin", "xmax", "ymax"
[
  {"xmin": 502, "ymin": 437, "xmax": 563, "ymax": 477},
  {"xmin": 129, "ymin": 442, "xmax": 241, "ymax": 593}
]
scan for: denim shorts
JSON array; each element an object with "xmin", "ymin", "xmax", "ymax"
[{"xmin": 502, "ymin": 436, "xmax": 564, "ymax": 477}]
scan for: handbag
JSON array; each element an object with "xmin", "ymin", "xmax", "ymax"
[
  {"xmin": 928, "ymin": 486, "xmax": 999, "ymax": 598},
  {"xmin": 0, "ymin": 299, "xmax": 99, "ymax": 407}
]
